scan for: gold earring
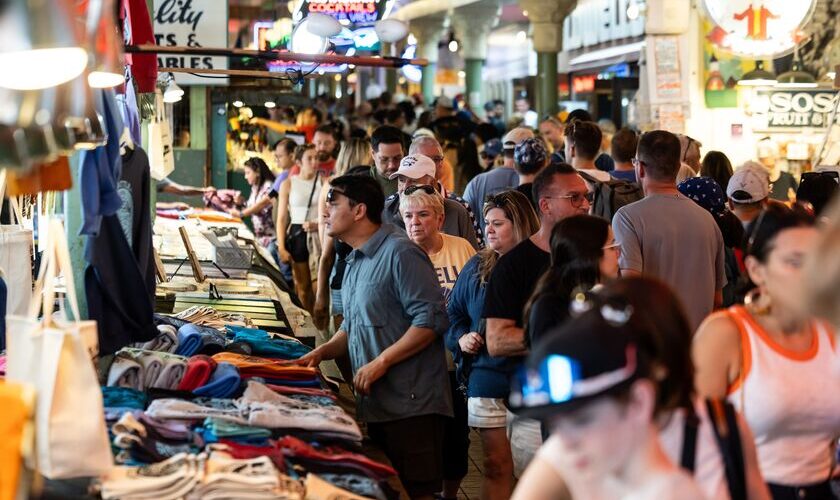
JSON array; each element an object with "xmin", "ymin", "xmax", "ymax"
[{"xmin": 745, "ymin": 288, "xmax": 772, "ymax": 316}]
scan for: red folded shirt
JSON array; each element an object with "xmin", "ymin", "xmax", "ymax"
[{"xmin": 177, "ymin": 355, "xmax": 217, "ymax": 392}]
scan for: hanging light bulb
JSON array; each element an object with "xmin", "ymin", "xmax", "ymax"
[
  {"xmin": 163, "ymin": 74, "xmax": 184, "ymax": 103},
  {"xmin": 87, "ymin": 0, "xmax": 126, "ymax": 88},
  {"xmin": 233, "ymin": 100, "xmax": 244, "ymax": 108},
  {"xmin": 448, "ymin": 39, "xmax": 459, "ymax": 52},
  {"xmin": 0, "ymin": 0, "xmax": 89, "ymax": 90}
]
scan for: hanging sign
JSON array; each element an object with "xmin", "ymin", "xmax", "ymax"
[
  {"xmin": 293, "ymin": 0, "xmax": 393, "ymax": 28},
  {"xmin": 702, "ymin": 0, "xmax": 817, "ymax": 58},
  {"xmin": 752, "ymin": 89, "xmax": 840, "ymax": 129},
  {"xmin": 153, "ymin": 0, "xmax": 229, "ymax": 85}
]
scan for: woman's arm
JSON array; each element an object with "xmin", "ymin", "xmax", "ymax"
[
  {"xmin": 240, "ymin": 192, "xmax": 273, "ymax": 217},
  {"xmin": 313, "ymin": 240, "xmax": 335, "ymax": 331},
  {"xmin": 275, "ymin": 180, "xmax": 292, "ymax": 262},
  {"xmin": 692, "ymin": 312, "xmax": 742, "ymax": 399}
]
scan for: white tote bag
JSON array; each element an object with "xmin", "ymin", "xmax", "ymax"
[
  {"xmin": 147, "ymin": 89, "xmax": 175, "ymax": 181},
  {"xmin": 0, "ymin": 170, "xmax": 32, "ymax": 316},
  {"xmin": 5, "ymin": 219, "xmax": 112, "ymax": 479}
]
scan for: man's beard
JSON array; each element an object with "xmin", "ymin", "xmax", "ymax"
[{"xmin": 317, "ymin": 151, "xmax": 331, "ymax": 162}]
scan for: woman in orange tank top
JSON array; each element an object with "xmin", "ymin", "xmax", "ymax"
[{"xmin": 693, "ymin": 203, "xmax": 840, "ymax": 499}]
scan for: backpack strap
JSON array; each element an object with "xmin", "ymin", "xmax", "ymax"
[
  {"xmin": 705, "ymin": 398, "xmax": 747, "ymax": 500},
  {"xmin": 679, "ymin": 406, "xmax": 700, "ymax": 473}
]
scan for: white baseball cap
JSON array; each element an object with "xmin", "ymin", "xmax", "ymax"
[
  {"xmin": 727, "ymin": 161, "xmax": 770, "ymax": 203},
  {"xmin": 389, "ymin": 154, "xmax": 437, "ymax": 180}
]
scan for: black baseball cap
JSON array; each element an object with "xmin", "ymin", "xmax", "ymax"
[{"xmin": 508, "ymin": 301, "xmax": 641, "ymax": 420}]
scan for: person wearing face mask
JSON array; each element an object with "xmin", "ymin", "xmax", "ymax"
[
  {"xmin": 524, "ymin": 215, "xmax": 621, "ymax": 347},
  {"xmin": 446, "ymin": 190, "xmax": 539, "ymax": 500},
  {"xmin": 694, "ymin": 203, "xmax": 840, "ymax": 499},
  {"xmin": 382, "ymin": 155, "xmax": 480, "ymax": 250},
  {"xmin": 509, "ymin": 299, "xmax": 707, "ymax": 500},
  {"xmin": 400, "ymin": 186, "xmax": 476, "ymax": 500}
]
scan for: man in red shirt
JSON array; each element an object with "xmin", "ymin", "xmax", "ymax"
[{"xmin": 312, "ymin": 124, "xmax": 340, "ymax": 176}]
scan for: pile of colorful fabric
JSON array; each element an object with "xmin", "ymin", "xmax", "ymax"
[{"xmin": 99, "ymin": 313, "xmax": 397, "ymax": 499}]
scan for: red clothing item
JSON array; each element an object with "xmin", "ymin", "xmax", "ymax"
[
  {"xmin": 122, "ymin": 0, "xmax": 158, "ymax": 92},
  {"xmin": 177, "ymin": 355, "xmax": 217, "ymax": 391},
  {"xmin": 276, "ymin": 436, "xmax": 397, "ymax": 479},
  {"xmin": 317, "ymin": 158, "xmax": 335, "ymax": 177},
  {"xmin": 733, "ymin": 5, "xmax": 778, "ymax": 41}
]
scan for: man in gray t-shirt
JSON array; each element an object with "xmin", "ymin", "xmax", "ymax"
[{"xmin": 612, "ymin": 131, "xmax": 726, "ymax": 332}]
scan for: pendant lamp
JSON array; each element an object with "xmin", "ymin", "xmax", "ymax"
[
  {"xmin": 0, "ymin": 88, "xmax": 59, "ymax": 169},
  {"xmin": 87, "ymin": 0, "xmax": 126, "ymax": 88},
  {"xmin": 64, "ymin": 74, "xmax": 106, "ymax": 150},
  {"xmin": 776, "ymin": 46, "xmax": 817, "ymax": 88},
  {"xmin": 163, "ymin": 75, "xmax": 184, "ymax": 103},
  {"xmin": 0, "ymin": 0, "xmax": 89, "ymax": 90},
  {"xmin": 738, "ymin": 60, "xmax": 777, "ymax": 86}
]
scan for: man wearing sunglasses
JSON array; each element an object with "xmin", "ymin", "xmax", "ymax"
[
  {"xmin": 301, "ymin": 174, "xmax": 453, "ymax": 500},
  {"xmin": 381, "ymin": 154, "xmax": 480, "ymax": 250},
  {"xmin": 612, "ymin": 130, "xmax": 727, "ymax": 331}
]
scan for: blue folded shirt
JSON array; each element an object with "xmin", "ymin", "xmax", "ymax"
[
  {"xmin": 175, "ymin": 324, "xmax": 205, "ymax": 357},
  {"xmin": 226, "ymin": 326, "xmax": 312, "ymax": 360},
  {"xmin": 193, "ymin": 362, "xmax": 241, "ymax": 398}
]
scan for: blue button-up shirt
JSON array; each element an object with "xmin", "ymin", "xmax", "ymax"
[{"xmin": 340, "ymin": 224, "xmax": 453, "ymax": 423}]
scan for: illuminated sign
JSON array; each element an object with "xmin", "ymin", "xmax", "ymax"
[
  {"xmin": 401, "ymin": 45, "xmax": 421, "ymax": 82},
  {"xmin": 154, "ymin": 0, "xmax": 228, "ymax": 85},
  {"xmin": 572, "ymin": 75, "xmax": 596, "ymax": 93},
  {"xmin": 753, "ymin": 89, "xmax": 840, "ymax": 129},
  {"xmin": 703, "ymin": 0, "xmax": 817, "ymax": 57},
  {"xmin": 293, "ymin": 0, "xmax": 393, "ymax": 28}
]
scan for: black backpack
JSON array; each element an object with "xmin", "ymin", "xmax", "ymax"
[{"xmin": 578, "ymin": 171, "xmax": 644, "ymax": 221}]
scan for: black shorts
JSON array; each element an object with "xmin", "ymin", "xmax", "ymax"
[{"xmin": 367, "ymin": 414, "xmax": 445, "ymax": 498}]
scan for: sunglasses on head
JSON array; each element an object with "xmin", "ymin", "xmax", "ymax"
[{"xmin": 403, "ymin": 184, "xmax": 437, "ymax": 196}]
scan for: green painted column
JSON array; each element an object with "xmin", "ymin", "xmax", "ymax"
[
  {"xmin": 421, "ymin": 63, "xmax": 437, "ymax": 105},
  {"xmin": 464, "ymin": 58, "xmax": 484, "ymax": 111},
  {"xmin": 189, "ymin": 86, "xmax": 207, "ymax": 150},
  {"xmin": 537, "ymin": 52, "xmax": 558, "ymax": 117},
  {"xmin": 210, "ymin": 100, "xmax": 228, "ymax": 189},
  {"xmin": 64, "ymin": 153, "xmax": 88, "ymax": 319},
  {"xmin": 383, "ymin": 43, "xmax": 398, "ymax": 95}
]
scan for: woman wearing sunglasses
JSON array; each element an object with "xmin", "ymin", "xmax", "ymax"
[
  {"xmin": 694, "ymin": 203, "xmax": 840, "ymax": 499},
  {"xmin": 524, "ymin": 214, "xmax": 620, "ymax": 347},
  {"xmin": 445, "ymin": 190, "xmax": 539, "ymax": 500}
]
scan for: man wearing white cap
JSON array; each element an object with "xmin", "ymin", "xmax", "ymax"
[
  {"xmin": 463, "ymin": 127, "xmax": 535, "ymax": 233},
  {"xmin": 382, "ymin": 154, "xmax": 480, "ymax": 250},
  {"xmin": 727, "ymin": 161, "xmax": 771, "ymax": 228}
]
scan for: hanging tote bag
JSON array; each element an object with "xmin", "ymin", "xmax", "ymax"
[
  {"xmin": 5, "ymin": 218, "xmax": 112, "ymax": 479},
  {"xmin": 147, "ymin": 89, "xmax": 174, "ymax": 181},
  {"xmin": 0, "ymin": 170, "xmax": 32, "ymax": 317}
]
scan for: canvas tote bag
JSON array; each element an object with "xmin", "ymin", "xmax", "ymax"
[
  {"xmin": 5, "ymin": 218, "xmax": 112, "ymax": 478},
  {"xmin": 147, "ymin": 89, "xmax": 174, "ymax": 181},
  {"xmin": 0, "ymin": 170, "xmax": 32, "ymax": 316}
]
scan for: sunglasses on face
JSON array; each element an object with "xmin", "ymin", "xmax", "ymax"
[
  {"xmin": 546, "ymin": 191, "xmax": 594, "ymax": 208},
  {"xmin": 403, "ymin": 184, "xmax": 437, "ymax": 196},
  {"xmin": 326, "ymin": 187, "xmax": 357, "ymax": 204}
]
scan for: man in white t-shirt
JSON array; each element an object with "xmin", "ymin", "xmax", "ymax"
[{"xmin": 612, "ymin": 130, "xmax": 726, "ymax": 331}]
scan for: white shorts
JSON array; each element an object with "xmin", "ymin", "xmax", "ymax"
[
  {"xmin": 467, "ymin": 397, "xmax": 508, "ymax": 428},
  {"xmin": 506, "ymin": 410, "xmax": 543, "ymax": 478}
]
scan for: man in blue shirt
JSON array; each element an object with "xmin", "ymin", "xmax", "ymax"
[{"xmin": 300, "ymin": 174, "xmax": 453, "ymax": 499}]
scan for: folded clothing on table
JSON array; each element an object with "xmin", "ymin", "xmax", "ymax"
[
  {"xmin": 146, "ymin": 398, "xmax": 247, "ymax": 425},
  {"xmin": 134, "ymin": 324, "xmax": 179, "ymax": 354},
  {"xmin": 225, "ymin": 326, "xmax": 311, "ymax": 360},
  {"xmin": 102, "ymin": 387, "xmax": 147, "ymax": 411},
  {"xmin": 111, "ymin": 412, "xmax": 204, "ymax": 465},
  {"xmin": 100, "ymin": 453, "xmax": 204, "ymax": 500},
  {"xmin": 277, "ymin": 436, "xmax": 396, "ymax": 481},
  {"xmin": 107, "ymin": 348, "xmax": 187, "ymax": 391},
  {"xmin": 155, "ymin": 314, "xmax": 227, "ymax": 355},
  {"xmin": 177, "ymin": 355, "xmax": 217, "ymax": 392},
  {"xmin": 198, "ymin": 417, "xmax": 271, "ymax": 446},
  {"xmin": 211, "ymin": 352, "xmax": 320, "ymax": 386},
  {"xmin": 174, "ymin": 306, "xmax": 250, "ymax": 330},
  {"xmin": 175, "ymin": 324, "xmax": 205, "ymax": 357},
  {"xmin": 193, "ymin": 362, "xmax": 241, "ymax": 399}
]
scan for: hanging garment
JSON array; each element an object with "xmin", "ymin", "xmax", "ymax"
[
  {"xmin": 118, "ymin": 145, "xmax": 155, "ymax": 302},
  {"xmin": 120, "ymin": 0, "xmax": 157, "ymax": 93},
  {"xmin": 85, "ymin": 214, "xmax": 157, "ymax": 355}
]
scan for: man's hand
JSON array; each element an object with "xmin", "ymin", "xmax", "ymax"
[
  {"xmin": 229, "ymin": 208, "xmax": 241, "ymax": 218},
  {"xmin": 297, "ymin": 348, "xmax": 324, "ymax": 368},
  {"xmin": 458, "ymin": 332, "xmax": 484, "ymax": 355},
  {"xmin": 353, "ymin": 357, "xmax": 388, "ymax": 395},
  {"xmin": 203, "ymin": 186, "xmax": 217, "ymax": 195},
  {"xmin": 278, "ymin": 247, "xmax": 292, "ymax": 263}
]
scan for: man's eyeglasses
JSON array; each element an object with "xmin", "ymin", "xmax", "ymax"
[
  {"xmin": 545, "ymin": 192, "xmax": 594, "ymax": 208},
  {"xmin": 326, "ymin": 187, "xmax": 357, "ymax": 204},
  {"xmin": 403, "ymin": 184, "xmax": 437, "ymax": 196}
]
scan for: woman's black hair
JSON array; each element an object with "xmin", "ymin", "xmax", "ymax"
[
  {"xmin": 599, "ymin": 278, "xmax": 695, "ymax": 414},
  {"xmin": 243, "ymin": 157, "xmax": 275, "ymax": 185},
  {"xmin": 745, "ymin": 202, "xmax": 815, "ymax": 263},
  {"xmin": 797, "ymin": 173, "xmax": 839, "ymax": 216},
  {"xmin": 524, "ymin": 215, "xmax": 609, "ymax": 336},
  {"xmin": 700, "ymin": 151, "xmax": 734, "ymax": 193}
]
